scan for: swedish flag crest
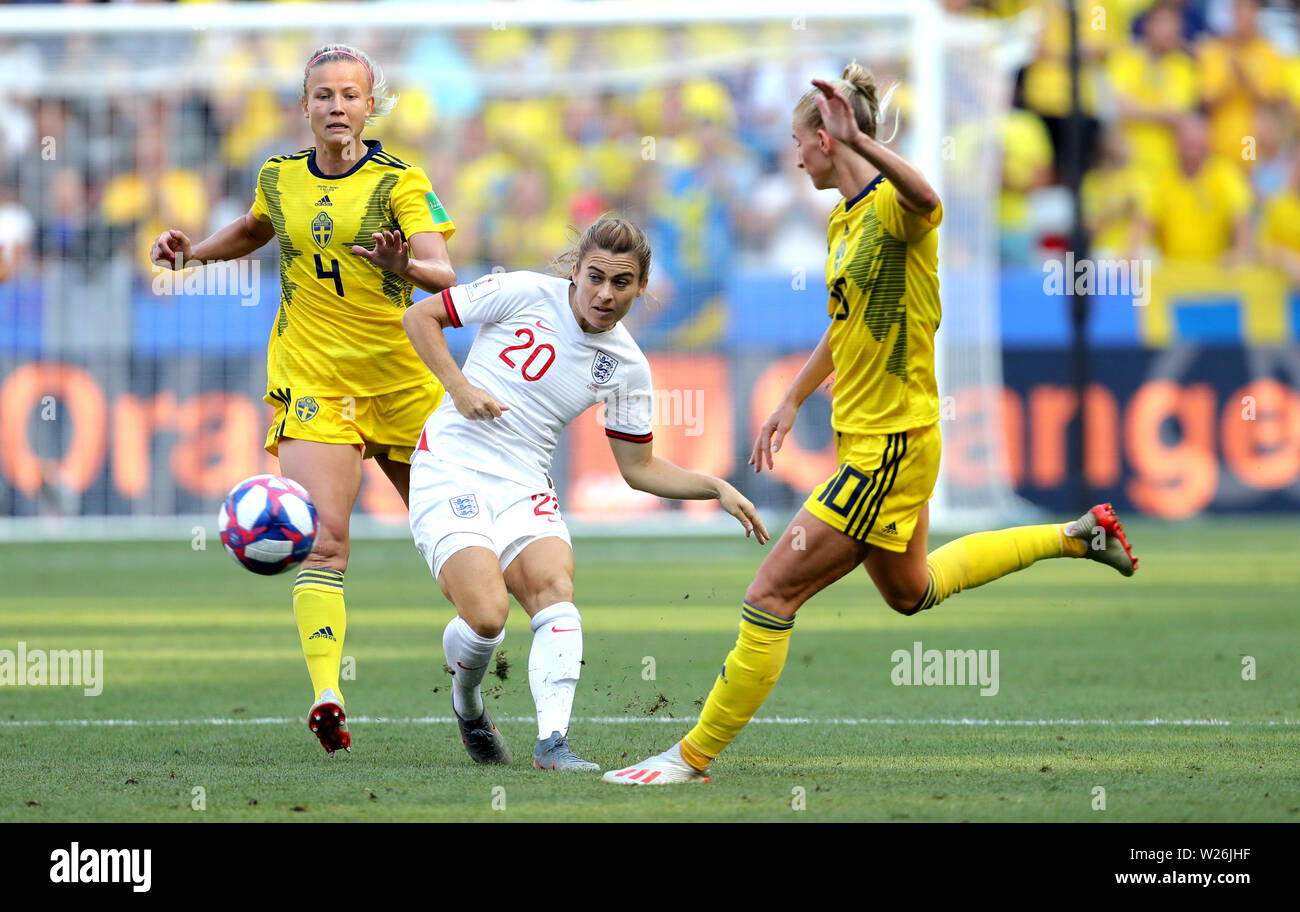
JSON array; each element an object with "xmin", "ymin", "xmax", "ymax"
[
  {"xmin": 311, "ymin": 211, "xmax": 333, "ymax": 248},
  {"xmin": 295, "ymin": 396, "xmax": 319, "ymax": 422}
]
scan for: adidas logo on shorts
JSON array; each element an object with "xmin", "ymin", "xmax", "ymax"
[{"xmin": 881, "ymin": 522, "xmax": 899, "ymax": 535}]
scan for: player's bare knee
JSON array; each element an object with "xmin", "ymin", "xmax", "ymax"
[
  {"xmin": 742, "ymin": 579, "xmax": 796, "ymax": 620},
  {"xmin": 461, "ymin": 601, "xmax": 508, "ymax": 639},
  {"xmin": 884, "ymin": 588, "xmax": 925, "ymax": 616}
]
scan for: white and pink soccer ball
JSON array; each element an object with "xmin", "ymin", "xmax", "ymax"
[{"xmin": 218, "ymin": 474, "xmax": 318, "ymax": 575}]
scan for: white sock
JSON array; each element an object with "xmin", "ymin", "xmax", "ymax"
[
  {"xmin": 442, "ymin": 615, "xmax": 503, "ymax": 720},
  {"xmin": 528, "ymin": 602, "xmax": 583, "ymax": 739}
]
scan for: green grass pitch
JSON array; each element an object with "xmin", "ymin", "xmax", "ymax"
[{"xmin": 2, "ymin": 518, "xmax": 1297, "ymax": 822}]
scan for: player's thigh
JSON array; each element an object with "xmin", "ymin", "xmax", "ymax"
[
  {"xmin": 276, "ymin": 438, "xmax": 363, "ymax": 566},
  {"xmin": 364, "ymin": 380, "xmax": 442, "ymax": 507},
  {"xmin": 503, "ymin": 536, "xmax": 575, "ymax": 617},
  {"xmin": 437, "ymin": 545, "xmax": 511, "ymax": 637},
  {"xmin": 745, "ymin": 508, "xmax": 869, "ymax": 619},
  {"xmin": 862, "ymin": 501, "xmax": 931, "ymax": 613},
  {"xmin": 373, "ymin": 454, "xmax": 410, "ymax": 507},
  {"xmin": 408, "ymin": 457, "xmax": 511, "ymax": 635}
]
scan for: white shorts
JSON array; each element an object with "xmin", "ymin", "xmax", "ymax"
[{"xmin": 408, "ymin": 455, "xmax": 572, "ymax": 581}]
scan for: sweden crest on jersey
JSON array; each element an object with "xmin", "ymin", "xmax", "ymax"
[
  {"xmin": 592, "ymin": 351, "xmax": 619, "ymax": 384},
  {"xmin": 311, "ymin": 211, "xmax": 333, "ymax": 248},
  {"xmin": 450, "ymin": 494, "xmax": 479, "ymax": 518}
]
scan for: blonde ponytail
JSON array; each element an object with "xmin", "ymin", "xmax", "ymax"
[{"xmin": 794, "ymin": 61, "xmax": 899, "ymax": 142}]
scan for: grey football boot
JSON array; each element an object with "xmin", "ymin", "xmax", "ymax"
[
  {"xmin": 454, "ymin": 702, "xmax": 512, "ymax": 765},
  {"xmin": 533, "ymin": 730, "xmax": 600, "ymax": 771}
]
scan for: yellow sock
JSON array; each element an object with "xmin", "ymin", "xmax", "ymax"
[
  {"xmin": 293, "ymin": 568, "xmax": 346, "ymax": 703},
  {"xmin": 680, "ymin": 602, "xmax": 793, "ymax": 769},
  {"xmin": 913, "ymin": 523, "xmax": 1085, "ymax": 613}
]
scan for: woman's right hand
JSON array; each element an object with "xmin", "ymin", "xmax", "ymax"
[
  {"xmin": 750, "ymin": 397, "xmax": 799, "ymax": 473},
  {"xmin": 451, "ymin": 384, "xmax": 511, "ymax": 421},
  {"xmin": 150, "ymin": 229, "xmax": 193, "ymax": 270}
]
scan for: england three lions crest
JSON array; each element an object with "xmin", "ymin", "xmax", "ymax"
[
  {"xmin": 591, "ymin": 351, "xmax": 619, "ymax": 384},
  {"xmin": 450, "ymin": 494, "xmax": 479, "ymax": 518}
]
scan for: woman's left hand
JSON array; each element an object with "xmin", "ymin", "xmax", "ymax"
[
  {"xmin": 810, "ymin": 78, "xmax": 860, "ymax": 146},
  {"xmin": 351, "ymin": 229, "xmax": 409, "ymax": 274}
]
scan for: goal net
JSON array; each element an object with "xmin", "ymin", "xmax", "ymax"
[{"xmin": 0, "ymin": 0, "xmax": 1017, "ymax": 540}]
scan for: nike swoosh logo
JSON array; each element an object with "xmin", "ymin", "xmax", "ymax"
[
  {"xmin": 534, "ymin": 320, "xmax": 558, "ymax": 333},
  {"xmin": 456, "ymin": 661, "xmax": 485, "ymax": 670},
  {"xmin": 550, "ymin": 626, "xmax": 580, "ymax": 633}
]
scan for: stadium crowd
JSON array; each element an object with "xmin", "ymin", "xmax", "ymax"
[{"xmin": 0, "ymin": 0, "xmax": 1298, "ymax": 350}]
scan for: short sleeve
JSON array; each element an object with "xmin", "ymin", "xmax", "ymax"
[
  {"xmin": 601, "ymin": 356, "xmax": 654, "ymax": 443},
  {"xmin": 250, "ymin": 160, "xmax": 272, "ymax": 223},
  {"xmin": 873, "ymin": 179, "xmax": 942, "ymax": 243},
  {"xmin": 392, "ymin": 166, "xmax": 456, "ymax": 241},
  {"xmin": 440, "ymin": 270, "xmax": 536, "ymax": 328}
]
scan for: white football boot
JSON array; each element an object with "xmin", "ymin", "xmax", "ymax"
[{"xmin": 602, "ymin": 743, "xmax": 711, "ymax": 785}]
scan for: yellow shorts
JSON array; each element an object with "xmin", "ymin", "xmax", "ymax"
[
  {"xmin": 263, "ymin": 379, "xmax": 445, "ymax": 465},
  {"xmin": 803, "ymin": 423, "xmax": 941, "ymax": 552}
]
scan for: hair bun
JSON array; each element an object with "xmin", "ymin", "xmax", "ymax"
[{"xmin": 841, "ymin": 61, "xmax": 876, "ymax": 96}]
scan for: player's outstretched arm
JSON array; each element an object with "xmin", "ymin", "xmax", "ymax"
[
  {"xmin": 810, "ymin": 78, "xmax": 939, "ymax": 215},
  {"xmin": 751, "ymin": 325, "xmax": 833, "ymax": 473},
  {"xmin": 149, "ymin": 210, "xmax": 275, "ymax": 270},
  {"xmin": 401, "ymin": 295, "xmax": 510, "ymax": 421},
  {"xmin": 609, "ymin": 437, "xmax": 769, "ymax": 544}
]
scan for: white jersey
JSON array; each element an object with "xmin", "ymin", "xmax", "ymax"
[{"xmin": 414, "ymin": 270, "xmax": 654, "ymax": 487}]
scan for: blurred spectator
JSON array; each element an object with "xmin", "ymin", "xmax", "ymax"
[
  {"xmin": 1137, "ymin": 116, "xmax": 1253, "ymax": 264},
  {"xmin": 1258, "ymin": 148, "xmax": 1300, "ymax": 284},
  {"xmin": 1019, "ymin": 0, "xmax": 1132, "ymax": 177},
  {"xmin": 1107, "ymin": 1, "xmax": 1200, "ymax": 177},
  {"xmin": 0, "ymin": 195, "xmax": 35, "ymax": 283},
  {"xmin": 36, "ymin": 167, "xmax": 89, "ymax": 262},
  {"xmin": 1248, "ymin": 102, "xmax": 1295, "ymax": 198},
  {"xmin": 1198, "ymin": 0, "xmax": 1289, "ymax": 170},
  {"xmin": 1130, "ymin": 0, "xmax": 1211, "ymax": 43},
  {"xmin": 998, "ymin": 107, "xmax": 1057, "ymax": 263},
  {"xmin": 482, "ymin": 161, "xmax": 570, "ymax": 271},
  {"xmin": 1082, "ymin": 129, "xmax": 1150, "ymax": 260},
  {"xmin": 99, "ymin": 121, "xmax": 209, "ymax": 271}
]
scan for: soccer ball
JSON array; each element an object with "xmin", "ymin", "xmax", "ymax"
[{"xmin": 218, "ymin": 474, "xmax": 318, "ymax": 575}]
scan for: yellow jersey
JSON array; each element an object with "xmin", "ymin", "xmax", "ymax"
[
  {"xmin": 1142, "ymin": 157, "xmax": 1251, "ymax": 261},
  {"xmin": 825, "ymin": 176, "xmax": 943, "ymax": 435},
  {"xmin": 1106, "ymin": 45, "xmax": 1199, "ymax": 175},
  {"xmin": 1259, "ymin": 189, "xmax": 1300, "ymax": 258},
  {"xmin": 1199, "ymin": 36, "xmax": 1287, "ymax": 169},
  {"xmin": 251, "ymin": 139, "xmax": 455, "ymax": 397}
]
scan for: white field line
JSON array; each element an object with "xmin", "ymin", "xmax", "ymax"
[{"xmin": 0, "ymin": 716, "xmax": 1295, "ymax": 728}]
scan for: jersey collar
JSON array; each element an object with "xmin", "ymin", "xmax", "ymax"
[
  {"xmin": 308, "ymin": 139, "xmax": 382, "ymax": 180},
  {"xmin": 843, "ymin": 173, "xmax": 885, "ymax": 213}
]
